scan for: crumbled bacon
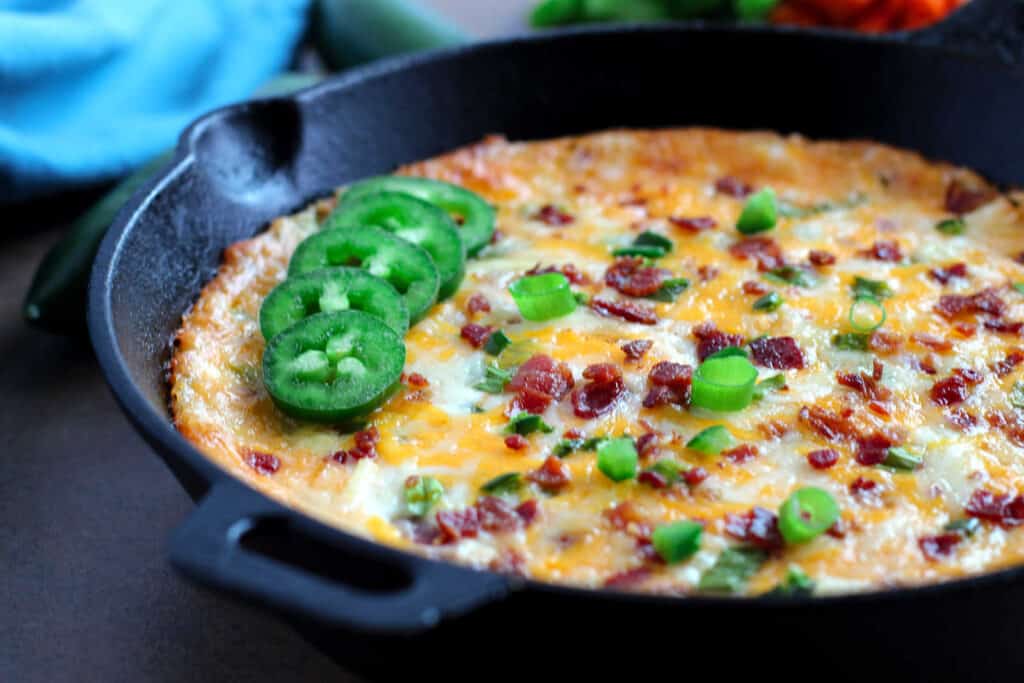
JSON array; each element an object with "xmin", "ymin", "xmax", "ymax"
[
  {"xmin": 572, "ymin": 363, "xmax": 626, "ymax": 418},
  {"xmin": 728, "ymin": 236, "xmax": 785, "ymax": 271},
  {"xmin": 928, "ymin": 262, "xmax": 968, "ymax": 285},
  {"xmin": 637, "ymin": 469, "xmax": 669, "ymax": 489},
  {"xmin": 697, "ymin": 265, "xmax": 719, "ymax": 282},
  {"xmin": 684, "ymin": 467, "xmax": 709, "ymax": 487},
  {"xmin": 868, "ymin": 329, "xmax": 902, "ymax": 354},
  {"xmin": 807, "ymin": 449, "xmax": 839, "ymax": 470},
  {"xmin": 643, "ymin": 361, "xmax": 693, "ymax": 408},
  {"xmin": 850, "ymin": 476, "xmax": 880, "ymax": 499},
  {"xmin": 635, "ymin": 432, "xmax": 660, "ymax": 458},
  {"xmin": 808, "ymin": 249, "xmax": 836, "ymax": 267},
  {"xmin": 758, "ymin": 420, "xmax": 792, "ymax": 439},
  {"xmin": 692, "ymin": 322, "xmax": 745, "ymax": 362},
  {"xmin": 475, "ymin": 496, "xmax": 523, "ymax": 533},
  {"xmin": 954, "ymin": 322, "xmax": 977, "ymax": 337},
  {"xmin": 799, "ymin": 405, "xmax": 857, "ymax": 442},
  {"xmin": 722, "ymin": 444, "xmax": 758, "ymax": 464},
  {"xmin": 724, "ymin": 507, "xmax": 783, "ymax": 551},
  {"xmin": 946, "ymin": 408, "xmax": 979, "ymax": 431},
  {"xmin": 527, "ymin": 455, "xmax": 571, "ymax": 492},
  {"xmin": 504, "ymin": 434, "xmax": 528, "ymax": 451},
  {"xmin": 935, "ymin": 288, "xmax": 1006, "ymax": 319},
  {"xmin": 919, "ymin": 533, "xmax": 964, "ymax": 561},
  {"xmin": 986, "ymin": 411, "xmax": 1024, "ymax": 447},
  {"xmin": 991, "ymin": 349, "xmax": 1024, "ymax": 377},
  {"xmin": 930, "ymin": 368, "xmax": 984, "ymax": 406},
  {"xmin": 965, "ymin": 489, "xmax": 1024, "ymax": 527},
  {"xmin": 605, "ymin": 257, "xmax": 669, "ymax": 297},
  {"xmin": 405, "ymin": 372, "xmax": 429, "ymax": 388},
  {"xmin": 984, "ymin": 320, "xmax": 1024, "ymax": 336},
  {"xmin": 854, "ymin": 431, "xmax": 896, "ymax": 466},
  {"xmin": 742, "ymin": 280, "xmax": 770, "ymax": 296},
  {"xmin": 859, "ymin": 240, "xmax": 903, "ymax": 262},
  {"xmin": 749, "ymin": 336, "xmax": 805, "ymax": 370},
  {"xmin": 604, "ymin": 502, "xmax": 652, "ymax": 540},
  {"xmin": 507, "ymin": 355, "xmax": 575, "ymax": 415},
  {"xmin": 516, "ymin": 499, "xmax": 540, "ymax": 526},
  {"xmin": 604, "ymin": 567, "xmax": 652, "ymax": 589},
  {"xmin": 945, "ymin": 178, "xmax": 994, "ymax": 214},
  {"xmin": 621, "ymin": 339, "xmax": 653, "ymax": 362},
  {"xmin": 246, "ymin": 451, "xmax": 280, "ymax": 475},
  {"xmin": 669, "ymin": 216, "xmax": 717, "ymax": 232},
  {"xmin": 836, "ymin": 366, "xmax": 892, "ymax": 402},
  {"xmin": 437, "ymin": 508, "xmax": 480, "ymax": 542},
  {"xmin": 460, "ymin": 323, "xmax": 493, "ymax": 348},
  {"xmin": 911, "ymin": 333, "xmax": 953, "ymax": 352},
  {"xmin": 534, "ymin": 204, "xmax": 574, "ymax": 226},
  {"xmin": 330, "ymin": 426, "xmax": 380, "ymax": 464},
  {"xmin": 591, "ymin": 297, "xmax": 658, "ymax": 325},
  {"xmin": 715, "ymin": 176, "xmax": 753, "ymax": 198},
  {"xmin": 466, "ymin": 293, "xmax": 491, "ymax": 315},
  {"xmin": 526, "ymin": 262, "xmax": 589, "ymax": 285}
]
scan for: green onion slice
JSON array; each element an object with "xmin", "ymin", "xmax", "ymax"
[
  {"xmin": 481, "ymin": 472, "xmax": 522, "ymax": 495},
  {"xmin": 686, "ymin": 425, "xmax": 736, "ymax": 456},
  {"xmin": 404, "ymin": 476, "xmax": 444, "ymax": 517},
  {"xmin": 752, "ymin": 374, "xmax": 786, "ymax": 401},
  {"xmin": 509, "ymin": 273, "xmax": 577, "ymax": 321},
  {"xmin": 882, "ymin": 447, "xmax": 921, "ymax": 471},
  {"xmin": 505, "ymin": 412, "xmax": 554, "ymax": 436},
  {"xmin": 474, "ymin": 365, "xmax": 512, "ymax": 394},
  {"xmin": 832, "ymin": 332, "xmax": 870, "ymax": 351},
  {"xmin": 644, "ymin": 459, "xmax": 683, "ymax": 485},
  {"xmin": 596, "ymin": 437, "xmax": 638, "ymax": 482},
  {"xmin": 851, "ymin": 276, "xmax": 893, "ymax": 300},
  {"xmin": 753, "ymin": 291, "xmax": 783, "ymax": 312},
  {"xmin": 778, "ymin": 487, "xmax": 840, "ymax": 544},
  {"xmin": 768, "ymin": 564, "xmax": 815, "ymax": 597},
  {"xmin": 936, "ymin": 217, "xmax": 966, "ymax": 235},
  {"xmin": 651, "ymin": 521, "xmax": 703, "ymax": 564},
  {"xmin": 736, "ymin": 188, "xmax": 778, "ymax": 235},
  {"xmin": 763, "ymin": 265, "xmax": 816, "ymax": 288},
  {"xmin": 698, "ymin": 547, "xmax": 767, "ymax": 593},
  {"xmin": 647, "ymin": 277, "xmax": 690, "ymax": 303},
  {"xmin": 945, "ymin": 517, "xmax": 981, "ymax": 537},
  {"xmin": 691, "ymin": 355, "xmax": 759, "ymax": 412},
  {"xmin": 483, "ymin": 329, "xmax": 511, "ymax": 356},
  {"xmin": 849, "ymin": 296, "xmax": 886, "ymax": 333},
  {"xmin": 706, "ymin": 346, "xmax": 748, "ymax": 361}
]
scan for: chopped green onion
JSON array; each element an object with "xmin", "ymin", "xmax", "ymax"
[
  {"xmin": 734, "ymin": 0, "xmax": 781, "ymax": 21},
  {"xmin": 483, "ymin": 330, "xmax": 511, "ymax": 356},
  {"xmin": 529, "ymin": 0, "xmax": 583, "ymax": 27},
  {"xmin": 647, "ymin": 277, "xmax": 690, "ymax": 303},
  {"xmin": 686, "ymin": 425, "xmax": 736, "ymax": 455},
  {"xmin": 848, "ymin": 296, "xmax": 886, "ymax": 333},
  {"xmin": 635, "ymin": 231, "xmax": 674, "ymax": 252},
  {"xmin": 763, "ymin": 265, "xmax": 815, "ymax": 288},
  {"xmin": 706, "ymin": 346, "xmax": 748, "ymax": 361},
  {"xmin": 1010, "ymin": 381, "xmax": 1024, "ymax": 409},
  {"xmin": 752, "ymin": 374, "xmax": 786, "ymax": 401},
  {"xmin": 581, "ymin": 436, "xmax": 608, "ymax": 451},
  {"xmin": 936, "ymin": 217, "xmax": 966, "ymax": 235},
  {"xmin": 851, "ymin": 276, "xmax": 892, "ymax": 300},
  {"xmin": 832, "ymin": 332, "xmax": 870, "ymax": 351},
  {"xmin": 573, "ymin": 291, "xmax": 589, "ymax": 305},
  {"xmin": 613, "ymin": 231, "xmax": 674, "ymax": 259},
  {"xmin": 698, "ymin": 547, "xmax": 767, "ymax": 593},
  {"xmin": 495, "ymin": 340, "xmax": 539, "ymax": 370},
  {"xmin": 643, "ymin": 459, "xmax": 683, "ymax": 485},
  {"xmin": 945, "ymin": 517, "xmax": 981, "ymax": 537},
  {"xmin": 651, "ymin": 521, "xmax": 703, "ymax": 564},
  {"xmin": 882, "ymin": 447, "xmax": 921, "ymax": 471},
  {"xmin": 691, "ymin": 355, "xmax": 759, "ymax": 412},
  {"xmin": 481, "ymin": 472, "xmax": 522, "ymax": 495},
  {"xmin": 752, "ymin": 291, "xmax": 783, "ymax": 312},
  {"xmin": 1013, "ymin": 283, "xmax": 1024, "ymax": 295},
  {"xmin": 403, "ymin": 476, "xmax": 444, "ymax": 517},
  {"xmin": 553, "ymin": 438, "xmax": 584, "ymax": 457},
  {"xmin": 509, "ymin": 273, "xmax": 577, "ymax": 321},
  {"xmin": 778, "ymin": 487, "xmax": 840, "ymax": 544},
  {"xmin": 505, "ymin": 412, "xmax": 554, "ymax": 436},
  {"xmin": 596, "ymin": 437, "xmax": 638, "ymax": 482},
  {"xmin": 768, "ymin": 565, "xmax": 815, "ymax": 597},
  {"xmin": 736, "ymin": 188, "xmax": 778, "ymax": 234},
  {"xmin": 474, "ymin": 365, "xmax": 512, "ymax": 393}
]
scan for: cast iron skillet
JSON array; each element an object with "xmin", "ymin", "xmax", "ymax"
[{"xmin": 91, "ymin": 2, "xmax": 1024, "ymax": 680}]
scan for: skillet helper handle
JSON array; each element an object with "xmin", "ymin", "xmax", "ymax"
[
  {"xmin": 169, "ymin": 481, "xmax": 507, "ymax": 634},
  {"xmin": 908, "ymin": 0, "xmax": 1024, "ymax": 66}
]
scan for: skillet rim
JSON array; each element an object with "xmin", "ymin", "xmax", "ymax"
[{"xmin": 88, "ymin": 22, "xmax": 1024, "ymax": 619}]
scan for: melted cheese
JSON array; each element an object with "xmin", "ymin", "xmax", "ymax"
[{"xmin": 171, "ymin": 129, "xmax": 1024, "ymax": 596}]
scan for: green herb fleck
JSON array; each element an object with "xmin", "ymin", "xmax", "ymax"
[
  {"xmin": 643, "ymin": 459, "xmax": 684, "ymax": 485},
  {"xmin": 936, "ymin": 217, "xmax": 966, "ymax": 236},
  {"xmin": 1010, "ymin": 381, "xmax": 1024, "ymax": 409},
  {"xmin": 686, "ymin": 425, "xmax": 736, "ymax": 456},
  {"xmin": 481, "ymin": 472, "xmax": 522, "ymax": 495},
  {"xmin": 851, "ymin": 276, "xmax": 893, "ymax": 300},
  {"xmin": 553, "ymin": 438, "xmax": 584, "ymax": 457},
  {"xmin": 752, "ymin": 291, "xmax": 783, "ymax": 312},
  {"xmin": 474, "ymin": 365, "xmax": 512, "ymax": 394},
  {"xmin": 882, "ymin": 447, "xmax": 922, "ymax": 471},
  {"xmin": 505, "ymin": 412, "xmax": 554, "ymax": 436},
  {"xmin": 483, "ymin": 330, "xmax": 511, "ymax": 356},
  {"xmin": 752, "ymin": 374, "xmax": 786, "ymax": 401},
  {"xmin": 647, "ymin": 277, "xmax": 690, "ymax": 303},
  {"xmin": 832, "ymin": 333, "xmax": 871, "ymax": 351},
  {"xmin": 763, "ymin": 265, "xmax": 816, "ymax": 288},
  {"xmin": 698, "ymin": 547, "xmax": 768, "ymax": 593},
  {"xmin": 767, "ymin": 565, "xmax": 815, "ymax": 597}
]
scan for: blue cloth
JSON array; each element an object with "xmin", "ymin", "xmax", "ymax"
[{"xmin": 0, "ymin": 0, "xmax": 310, "ymax": 202}]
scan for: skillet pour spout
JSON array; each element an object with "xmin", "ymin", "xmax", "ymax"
[{"xmin": 90, "ymin": 2, "xmax": 1024, "ymax": 679}]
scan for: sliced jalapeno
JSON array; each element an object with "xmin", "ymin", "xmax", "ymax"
[
  {"xmin": 260, "ymin": 267, "xmax": 409, "ymax": 341},
  {"xmin": 341, "ymin": 176, "xmax": 496, "ymax": 256},
  {"xmin": 324, "ymin": 191, "xmax": 465, "ymax": 299},
  {"xmin": 289, "ymin": 226, "xmax": 439, "ymax": 323},
  {"xmin": 263, "ymin": 310, "xmax": 405, "ymax": 422}
]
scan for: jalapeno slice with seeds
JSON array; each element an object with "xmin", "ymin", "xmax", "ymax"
[
  {"xmin": 341, "ymin": 176, "xmax": 496, "ymax": 257},
  {"xmin": 260, "ymin": 267, "xmax": 409, "ymax": 341},
  {"xmin": 324, "ymin": 191, "xmax": 465, "ymax": 300},
  {"xmin": 289, "ymin": 226, "xmax": 439, "ymax": 323},
  {"xmin": 263, "ymin": 310, "xmax": 405, "ymax": 422}
]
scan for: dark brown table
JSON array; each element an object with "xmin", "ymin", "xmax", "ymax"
[{"xmin": 0, "ymin": 2, "xmax": 528, "ymax": 680}]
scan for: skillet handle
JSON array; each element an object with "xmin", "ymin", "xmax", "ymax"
[
  {"xmin": 169, "ymin": 480, "xmax": 508, "ymax": 634},
  {"xmin": 906, "ymin": 0, "xmax": 1024, "ymax": 65}
]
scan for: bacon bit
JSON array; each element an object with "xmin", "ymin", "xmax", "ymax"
[
  {"xmin": 945, "ymin": 178, "xmax": 994, "ymax": 214},
  {"xmin": 911, "ymin": 333, "xmax": 953, "ymax": 353},
  {"xmin": 635, "ymin": 432, "xmax": 660, "ymax": 458},
  {"xmin": 526, "ymin": 262, "xmax": 589, "ymax": 285},
  {"xmin": 807, "ymin": 449, "xmax": 839, "ymax": 470},
  {"xmin": 855, "ymin": 431, "xmax": 896, "ymax": 466},
  {"xmin": 868, "ymin": 329, "xmax": 902, "ymax": 355},
  {"xmin": 991, "ymin": 349, "xmax": 1024, "ymax": 377},
  {"xmin": 619, "ymin": 196, "xmax": 647, "ymax": 208},
  {"xmin": 534, "ymin": 204, "xmax": 574, "ymax": 226},
  {"xmin": 684, "ymin": 466, "xmax": 709, "ymax": 487},
  {"xmin": 728, "ymin": 236, "xmax": 785, "ymax": 271},
  {"xmin": 749, "ymin": 336, "xmax": 805, "ymax": 370},
  {"xmin": 504, "ymin": 434, "xmax": 528, "ymax": 451},
  {"xmin": 637, "ymin": 470, "xmax": 669, "ymax": 489},
  {"xmin": 808, "ymin": 249, "xmax": 837, "ymax": 267},
  {"xmin": 836, "ymin": 368, "xmax": 892, "ymax": 402},
  {"xmin": 799, "ymin": 405, "xmax": 857, "ymax": 442},
  {"xmin": 724, "ymin": 507, "xmax": 783, "ymax": 551},
  {"xmin": 474, "ymin": 496, "xmax": 524, "ymax": 534},
  {"xmin": 669, "ymin": 215, "xmax": 717, "ymax": 232},
  {"xmin": 564, "ymin": 428, "xmax": 584, "ymax": 440},
  {"xmin": 603, "ymin": 567, "xmax": 652, "ymax": 589},
  {"xmin": 985, "ymin": 411, "xmax": 1024, "ymax": 447},
  {"xmin": 928, "ymin": 262, "xmax": 969, "ymax": 285},
  {"xmin": 604, "ymin": 502, "xmax": 651, "ymax": 540},
  {"xmin": 527, "ymin": 455, "xmax": 571, "ymax": 492},
  {"xmin": 827, "ymin": 519, "xmax": 848, "ymax": 539},
  {"xmin": 742, "ymin": 280, "xmax": 770, "ymax": 296},
  {"xmin": 460, "ymin": 323, "xmax": 493, "ymax": 348},
  {"xmin": 850, "ymin": 476, "xmax": 880, "ymax": 498},
  {"xmin": 437, "ymin": 508, "xmax": 480, "ymax": 542},
  {"xmin": 508, "ymin": 355, "xmax": 575, "ymax": 415},
  {"xmin": 946, "ymin": 408, "xmax": 979, "ymax": 431},
  {"xmin": 930, "ymin": 368, "xmax": 984, "ymax": 406},
  {"xmin": 466, "ymin": 293, "xmax": 491, "ymax": 315},
  {"xmin": 954, "ymin": 322, "xmax": 977, "ymax": 337},
  {"xmin": 572, "ymin": 363, "xmax": 626, "ymax": 418},
  {"xmin": 515, "ymin": 499, "xmax": 540, "ymax": 526},
  {"xmin": 621, "ymin": 339, "xmax": 653, "ymax": 362},
  {"xmin": 722, "ymin": 444, "xmax": 758, "ymax": 464},
  {"xmin": 919, "ymin": 533, "xmax": 964, "ymax": 561},
  {"xmin": 591, "ymin": 297, "xmax": 658, "ymax": 325},
  {"xmin": 758, "ymin": 420, "xmax": 791, "ymax": 439},
  {"xmin": 859, "ymin": 240, "xmax": 903, "ymax": 262},
  {"xmin": 697, "ymin": 265, "xmax": 719, "ymax": 282},
  {"xmin": 331, "ymin": 427, "xmax": 380, "ymax": 464},
  {"xmin": 935, "ymin": 288, "xmax": 1006, "ymax": 319},
  {"xmin": 692, "ymin": 322, "xmax": 745, "ymax": 362},
  {"xmin": 246, "ymin": 451, "xmax": 280, "ymax": 475},
  {"xmin": 488, "ymin": 549, "xmax": 527, "ymax": 575},
  {"xmin": 984, "ymin": 320, "xmax": 1024, "ymax": 336},
  {"xmin": 643, "ymin": 361, "xmax": 693, "ymax": 408},
  {"xmin": 715, "ymin": 176, "xmax": 753, "ymax": 198},
  {"xmin": 965, "ymin": 489, "xmax": 1024, "ymax": 527},
  {"xmin": 605, "ymin": 257, "xmax": 669, "ymax": 297},
  {"xmin": 405, "ymin": 372, "xmax": 429, "ymax": 388}
]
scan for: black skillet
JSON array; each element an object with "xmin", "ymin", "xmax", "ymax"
[{"xmin": 90, "ymin": 1, "xmax": 1024, "ymax": 680}]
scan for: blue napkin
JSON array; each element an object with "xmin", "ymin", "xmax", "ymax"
[{"xmin": 0, "ymin": 0, "xmax": 310, "ymax": 203}]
